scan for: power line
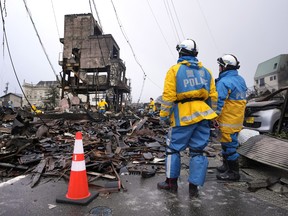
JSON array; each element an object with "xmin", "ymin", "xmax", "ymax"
[
  {"xmin": 110, "ymin": 0, "xmax": 147, "ymax": 103},
  {"xmin": 110, "ymin": 0, "xmax": 146, "ymax": 77},
  {"xmin": 22, "ymin": 0, "xmax": 60, "ymax": 83},
  {"xmin": 88, "ymin": 3, "xmax": 134, "ymax": 105},
  {"xmin": 88, "ymin": 3, "xmax": 106, "ymax": 67},
  {"xmin": 0, "ymin": 1, "xmax": 24, "ymax": 96},
  {"xmin": 0, "ymin": 1, "xmax": 48, "ymax": 127},
  {"xmin": 170, "ymin": 0, "xmax": 185, "ymax": 40},
  {"xmin": 164, "ymin": 0, "xmax": 180, "ymax": 42},
  {"xmin": 162, "ymin": 0, "xmax": 178, "ymax": 43},
  {"xmin": 146, "ymin": 0, "xmax": 175, "ymax": 60},
  {"xmin": 2, "ymin": 0, "xmax": 6, "ymax": 16},
  {"xmin": 137, "ymin": 76, "xmax": 146, "ymax": 104},
  {"xmin": 110, "ymin": 0, "xmax": 164, "ymax": 102},
  {"xmin": 50, "ymin": 0, "xmax": 62, "ymax": 50},
  {"xmin": 146, "ymin": 76, "xmax": 162, "ymax": 89},
  {"xmin": 91, "ymin": 0, "xmax": 103, "ymax": 31},
  {"xmin": 50, "ymin": 0, "xmax": 60, "ymax": 40},
  {"xmin": 195, "ymin": 0, "xmax": 219, "ymax": 54},
  {"xmin": 1, "ymin": 0, "xmax": 6, "ymax": 57}
]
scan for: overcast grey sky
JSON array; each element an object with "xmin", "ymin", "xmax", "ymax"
[{"xmin": 0, "ymin": 0, "xmax": 288, "ymax": 102}]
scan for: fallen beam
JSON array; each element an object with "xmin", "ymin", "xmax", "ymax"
[
  {"xmin": 87, "ymin": 171, "xmax": 116, "ymax": 180},
  {"xmin": 0, "ymin": 162, "xmax": 29, "ymax": 170},
  {"xmin": 31, "ymin": 158, "xmax": 47, "ymax": 188}
]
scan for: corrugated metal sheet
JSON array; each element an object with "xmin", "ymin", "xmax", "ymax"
[{"xmin": 238, "ymin": 135, "xmax": 288, "ymax": 171}]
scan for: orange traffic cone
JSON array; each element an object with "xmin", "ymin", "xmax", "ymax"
[{"xmin": 56, "ymin": 132, "xmax": 98, "ymax": 205}]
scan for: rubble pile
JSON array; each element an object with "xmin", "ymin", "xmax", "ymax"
[
  {"xmin": 2, "ymin": 106, "xmax": 286, "ymax": 198},
  {"xmin": 0, "ymin": 106, "xmax": 169, "ymax": 191}
]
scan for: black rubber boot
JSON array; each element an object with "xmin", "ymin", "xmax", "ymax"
[
  {"xmin": 216, "ymin": 159, "xmax": 240, "ymax": 181},
  {"xmin": 216, "ymin": 155, "xmax": 228, "ymax": 173},
  {"xmin": 189, "ymin": 183, "xmax": 199, "ymax": 198},
  {"xmin": 157, "ymin": 178, "xmax": 178, "ymax": 192}
]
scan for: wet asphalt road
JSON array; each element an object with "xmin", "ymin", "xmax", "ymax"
[{"xmin": 0, "ymin": 171, "xmax": 288, "ymax": 216}]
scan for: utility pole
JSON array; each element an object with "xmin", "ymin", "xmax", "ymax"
[{"xmin": 3, "ymin": 82, "xmax": 9, "ymax": 95}]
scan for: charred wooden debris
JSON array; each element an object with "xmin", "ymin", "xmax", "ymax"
[{"xmin": 0, "ymin": 105, "xmax": 173, "ymax": 192}]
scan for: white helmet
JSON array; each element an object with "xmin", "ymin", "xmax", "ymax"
[
  {"xmin": 217, "ymin": 54, "xmax": 240, "ymax": 70},
  {"xmin": 176, "ymin": 39, "xmax": 198, "ymax": 56}
]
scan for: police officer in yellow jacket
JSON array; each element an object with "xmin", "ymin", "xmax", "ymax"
[
  {"xmin": 157, "ymin": 39, "xmax": 218, "ymax": 197},
  {"xmin": 215, "ymin": 54, "xmax": 247, "ymax": 181}
]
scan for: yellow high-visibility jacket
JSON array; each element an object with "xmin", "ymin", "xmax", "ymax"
[
  {"xmin": 31, "ymin": 105, "xmax": 42, "ymax": 114},
  {"xmin": 160, "ymin": 56, "xmax": 218, "ymax": 127},
  {"xmin": 149, "ymin": 100, "xmax": 156, "ymax": 111},
  {"xmin": 98, "ymin": 100, "xmax": 108, "ymax": 110}
]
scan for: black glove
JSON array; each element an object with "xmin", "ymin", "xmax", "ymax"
[{"xmin": 212, "ymin": 119, "xmax": 219, "ymax": 128}]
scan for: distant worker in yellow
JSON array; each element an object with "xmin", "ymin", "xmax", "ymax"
[
  {"xmin": 98, "ymin": 99, "xmax": 108, "ymax": 114},
  {"xmin": 31, "ymin": 103, "xmax": 42, "ymax": 115},
  {"xmin": 148, "ymin": 97, "xmax": 156, "ymax": 116}
]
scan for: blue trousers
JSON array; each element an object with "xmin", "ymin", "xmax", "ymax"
[
  {"xmin": 99, "ymin": 109, "xmax": 106, "ymax": 114},
  {"xmin": 165, "ymin": 120, "xmax": 209, "ymax": 186},
  {"xmin": 220, "ymin": 132, "xmax": 239, "ymax": 160}
]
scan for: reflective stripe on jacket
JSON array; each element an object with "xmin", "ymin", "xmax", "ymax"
[
  {"xmin": 216, "ymin": 69, "xmax": 247, "ymax": 133},
  {"xmin": 160, "ymin": 56, "xmax": 218, "ymax": 127}
]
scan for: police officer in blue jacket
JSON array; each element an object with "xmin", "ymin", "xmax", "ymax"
[{"xmin": 215, "ymin": 54, "xmax": 247, "ymax": 181}]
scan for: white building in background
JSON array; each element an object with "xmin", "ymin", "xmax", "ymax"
[
  {"xmin": 22, "ymin": 80, "xmax": 101, "ymax": 108},
  {"xmin": 254, "ymin": 54, "xmax": 288, "ymax": 95},
  {"xmin": 22, "ymin": 81, "xmax": 60, "ymax": 106},
  {"xmin": 0, "ymin": 93, "xmax": 22, "ymax": 108}
]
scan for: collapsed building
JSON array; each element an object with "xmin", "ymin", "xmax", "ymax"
[{"xmin": 59, "ymin": 13, "xmax": 131, "ymax": 112}]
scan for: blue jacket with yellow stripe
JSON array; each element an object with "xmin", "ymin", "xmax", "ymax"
[
  {"xmin": 160, "ymin": 56, "xmax": 218, "ymax": 127},
  {"xmin": 216, "ymin": 69, "xmax": 247, "ymax": 133}
]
